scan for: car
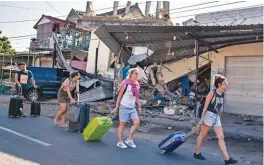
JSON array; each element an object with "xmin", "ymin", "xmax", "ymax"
[{"xmin": 26, "ymin": 67, "xmax": 69, "ymax": 101}]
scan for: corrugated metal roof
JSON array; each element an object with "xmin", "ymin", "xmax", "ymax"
[{"xmin": 95, "ymin": 24, "xmax": 263, "ymax": 66}]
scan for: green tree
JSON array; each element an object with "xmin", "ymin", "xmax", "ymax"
[{"xmin": 0, "ymin": 32, "xmax": 16, "ymax": 55}]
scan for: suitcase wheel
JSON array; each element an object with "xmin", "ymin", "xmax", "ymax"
[{"xmin": 160, "ymin": 150, "xmax": 166, "ymax": 154}]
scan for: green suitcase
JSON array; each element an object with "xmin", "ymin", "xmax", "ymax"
[{"xmin": 83, "ymin": 116, "xmax": 113, "ymax": 141}]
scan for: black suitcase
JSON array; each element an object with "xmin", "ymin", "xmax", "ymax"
[
  {"xmin": 30, "ymin": 101, "xmax": 41, "ymax": 117},
  {"xmin": 69, "ymin": 103, "xmax": 90, "ymax": 133},
  {"xmin": 8, "ymin": 96, "xmax": 23, "ymax": 118}
]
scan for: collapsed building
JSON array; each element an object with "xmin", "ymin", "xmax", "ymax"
[{"xmin": 94, "ymin": 24, "xmax": 263, "ymax": 117}]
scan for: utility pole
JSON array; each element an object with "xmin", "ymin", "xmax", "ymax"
[
  {"xmin": 53, "ymin": 43, "xmax": 56, "ymax": 68},
  {"xmin": 94, "ymin": 40, "xmax": 100, "ymax": 79},
  {"xmin": 194, "ymin": 39, "xmax": 200, "ymax": 118}
]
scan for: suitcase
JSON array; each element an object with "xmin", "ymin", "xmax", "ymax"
[
  {"xmin": 158, "ymin": 124, "xmax": 201, "ymax": 154},
  {"xmin": 67, "ymin": 104, "xmax": 81, "ymax": 123},
  {"xmin": 8, "ymin": 87, "xmax": 23, "ymax": 118},
  {"xmin": 8, "ymin": 96, "xmax": 23, "ymax": 118},
  {"xmin": 83, "ymin": 116, "xmax": 113, "ymax": 141},
  {"xmin": 68, "ymin": 103, "xmax": 90, "ymax": 133},
  {"xmin": 30, "ymin": 101, "xmax": 41, "ymax": 117}
]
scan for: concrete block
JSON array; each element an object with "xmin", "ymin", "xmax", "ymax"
[{"xmin": 163, "ymin": 106, "xmax": 176, "ymax": 115}]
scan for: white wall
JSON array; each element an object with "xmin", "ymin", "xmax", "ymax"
[
  {"xmin": 86, "ymin": 31, "xmax": 111, "ymax": 76},
  {"xmin": 183, "ymin": 6, "xmax": 263, "ymax": 26}
]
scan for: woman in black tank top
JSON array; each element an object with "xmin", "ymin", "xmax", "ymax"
[{"xmin": 193, "ymin": 76, "xmax": 238, "ymax": 165}]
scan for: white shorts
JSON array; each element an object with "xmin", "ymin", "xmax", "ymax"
[{"xmin": 203, "ymin": 111, "xmax": 221, "ymax": 127}]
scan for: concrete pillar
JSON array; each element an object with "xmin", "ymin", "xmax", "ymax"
[
  {"xmin": 85, "ymin": 1, "xmax": 94, "ymax": 16},
  {"xmin": 163, "ymin": 1, "xmax": 170, "ymax": 18},
  {"xmin": 156, "ymin": 1, "xmax": 161, "ymax": 19},
  {"xmin": 124, "ymin": 1, "xmax": 131, "ymax": 15},
  {"xmin": 145, "ymin": 1, "xmax": 151, "ymax": 15},
  {"xmin": 113, "ymin": 1, "xmax": 119, "ymax": 16}
]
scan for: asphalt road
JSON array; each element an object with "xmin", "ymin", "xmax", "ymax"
[{"xmin": 0, "ymin": 107, "xmax": 242, "ymax": 165}]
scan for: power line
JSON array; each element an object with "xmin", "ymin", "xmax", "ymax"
[
  {"xmin": 148, "ymin": 1, "xmax": 219, "ymax": 15},
  {"xmin": 0, "ymin": 1, "xmax": 241, "ymax": 24},
  {"xmin": 7, "ymin": 14, "xmax": 263, "ymax": 42},
  {"xmin": 45, "ymin": 1, "xmax": 63, "ymax": 15},
  {"xmin": 0, "ymin": 2, "xmax": 145, "ymax": 24},
  {"xmin": 0, "ymin": 1, "xmax": 219, "ymax": 24},
  {"xmin": 169, "ymin": 4, "xmax": 264, "ymax": 19},
  {"xmin": 0, "ymin": 3, "xmax": 53, "ymax": 11},
  {"xmin": 170, "ymin": 1, "xmax": 246, "ymax": 15}
]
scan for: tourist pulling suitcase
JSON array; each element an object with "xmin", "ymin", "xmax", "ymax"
[
  {"xmin": 83, "ymin": 115, "xmax": 113, "ymax": 141},
  {"xmin": 68, "ymin": 103, "xmax": 90, "ymax": 133},
  {"xmin": 158, "ymin": 124, "xmax": 201, "ymax": 154},
  {"xmin": 30, "ymin": 89, "xmax": 41, "ymax": 117},
  {"xmin": 8, "ymin": 87, "xmax": 23, "ymax": 118}
]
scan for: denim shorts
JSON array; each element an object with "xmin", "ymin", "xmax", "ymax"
[
  {"xmin": 203, "ymin": 111, "xmax": 222, "ymax": 127},
  {"xmin": 119, "ymin": 105, "xmax": 139, "ymax": 122}
]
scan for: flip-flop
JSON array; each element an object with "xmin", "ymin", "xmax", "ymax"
[
  {"xmin": 53, "ymin": 119, "xmax": 59, "ymax": 126},
  {"xmin": 60, "ymin": 125, "xmax": 68, "ymax": 128}
]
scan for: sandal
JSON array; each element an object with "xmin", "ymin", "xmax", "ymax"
[
  {"xmin": 53, "ymin": 118, "xmax": 59, "ymax": 126},
  {"xmin": 60, "ymin": 124, "xmax": 68, "ymax": 128}
]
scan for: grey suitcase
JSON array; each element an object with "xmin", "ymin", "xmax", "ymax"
[
  {"xmin": 67, "ymin": 104, "xmax": 81, "ymax": 122},
  {"xmin": 68, "ymin": 103, "xmax": 90, "ymax": 133}
]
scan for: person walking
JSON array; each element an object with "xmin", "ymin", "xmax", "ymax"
[
  {"xmin": 15, "ymin": 62, "xmax": 37, "ymax": 117},
  {"xmin": 111, "ymin": 68, "xmax": 142, "ymax": 149},
  {"xmin": 54, "ymin": 71, "xmax": 80, "ymax": 127},
  {"xmin": 193, "ymin": 76, "xmax": 238, "ymax": 165}
]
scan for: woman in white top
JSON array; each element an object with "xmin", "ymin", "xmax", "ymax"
[{"xmin": 112, "ymin": 68, "xmax": 142, "ymax": 149}]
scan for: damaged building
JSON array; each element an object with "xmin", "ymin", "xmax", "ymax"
[{"xmin": 94, "ymin": 24, "xmax": 263, "ymax": 117}]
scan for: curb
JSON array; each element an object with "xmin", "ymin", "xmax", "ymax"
[{"xmin": 140, "ymin": 117, "xmax": 263, "ymax": 142}]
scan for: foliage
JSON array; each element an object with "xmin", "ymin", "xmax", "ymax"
[{"xmin": 0, "ymin": 32, "xmax": 16, "ymax": 55}]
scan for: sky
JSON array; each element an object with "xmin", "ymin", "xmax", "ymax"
[{"xmin": 0, "ymin": 0, "xmax": 262, "ymax": 52}]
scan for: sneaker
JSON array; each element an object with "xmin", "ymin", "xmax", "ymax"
[
  {"xmin": 117, "ymin": 141, "xmax": 127, "ymax": 149},
  {"xmin": 125, "ymin": 139, "xmax": 137, "ymax": 148},
  {"xmin": 193, "ymin": 153, "xmax": 206, "ymax": 160},
  {"xmin": 225, "ymin": 157, "xmax": 238, "ymax": 165}
]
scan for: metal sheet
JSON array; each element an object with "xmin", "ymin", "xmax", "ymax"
[
  {"xmin": 94, "ymin": 24, "xmax": 263, "ymax": 65},
  {"xmin": 224, "ymin": 56, "xmax": 263, "ymax": 116}
]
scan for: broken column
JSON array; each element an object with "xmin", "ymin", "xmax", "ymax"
[
  {"xmin": 162, "ymin": 1, "xmax": 170, "ymax": 18},
  {"xmin": 145, "ymin": 1, "xmax": 151, "ymax": 16},
  {"xmin": 124, "ymin": 1, "xmax": 131, "ymax": 15},
  {"xmin": 85, "ymin": 1, "xmax": 94, "ymax": 16},
  {"xmin": 113, "ymin": 1, "xmax": 119, "ymax": 16},
  {"xmin": 156, "ymin": 1, "xmax": 161, "ymax": 19}
]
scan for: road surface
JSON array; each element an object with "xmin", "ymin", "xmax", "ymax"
[{"xmin": 0, "ymin": 107, "xmax": 261, "ymax": 165}]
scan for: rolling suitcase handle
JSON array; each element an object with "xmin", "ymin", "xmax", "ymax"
[
  {"xmin": 103, "ymin": 115, "xmax": 113, "ymax": 126},
  {"xmin": 186, "ymin": 124, "xmax": 201, "ymax": 138},
  {"xmin": 32, "ymin": 88, "xmax": 38, "ymax": 102},
  {"xmin": 18, "ymin": 86, "xmax": 23, "ymax": 97}
]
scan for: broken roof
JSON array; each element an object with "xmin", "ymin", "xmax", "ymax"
[
  {"xmin": 33, "ymin": 15, "xmax": 76, "ymax": 29},
  {"xmin": 94, "ymin": 24, "xmax": 263, "ymax": 66},
  {"xmin": 68, "ymin": 3, "xmax": 143, "ymax": 20}
]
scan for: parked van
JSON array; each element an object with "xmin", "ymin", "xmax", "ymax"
[{"xmin": 26, "ymin": 67, "xmax": 69, "ymax": 101}]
